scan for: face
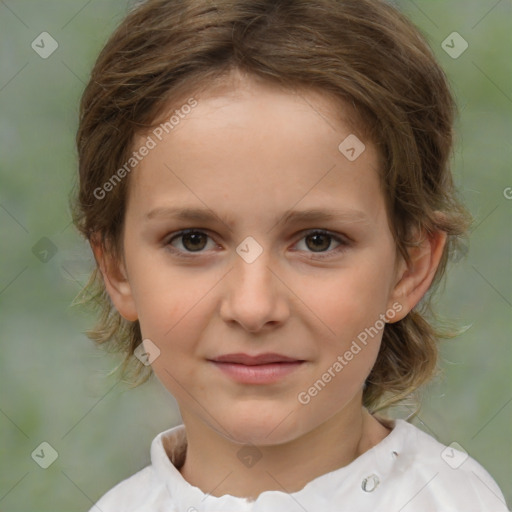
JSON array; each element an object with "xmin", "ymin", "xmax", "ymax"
[{"xmin": 104, "ymin": 73, "xmax": 411, "ymax": 446}]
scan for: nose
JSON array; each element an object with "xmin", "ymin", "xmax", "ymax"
[{"xmin": 219, "ymin": 248, "xmax": 290, "ymax": 333}]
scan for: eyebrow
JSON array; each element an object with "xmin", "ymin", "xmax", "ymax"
[{"xmin": 144, "ymin": 206, "xmax": 370, "ymax": 229}]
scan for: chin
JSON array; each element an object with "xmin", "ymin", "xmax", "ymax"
[{"xmin": 213, "ymin": 403, "xmax": 308, "ymax": 447}]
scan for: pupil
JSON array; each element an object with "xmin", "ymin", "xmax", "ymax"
[
  {"xmin": 308, "ymin": 233, "xmax": 330, "ymax": 252},
  {"xmin": 183, "ymin": 232, "xmax": 206, "ymax": 251}
]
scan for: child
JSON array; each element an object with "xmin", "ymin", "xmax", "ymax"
[{"xmin": 72, "ymin": 0, "xmax": 509, "ymax": 510}]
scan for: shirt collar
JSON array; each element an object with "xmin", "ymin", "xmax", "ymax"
[{"xmin": 150, "ymin": 418, "xmax": 413, "ymax": 511}]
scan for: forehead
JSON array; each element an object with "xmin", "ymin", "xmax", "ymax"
[{"xmin": 126, "ymin": 74, "xmax": 385, "ymax": 227}]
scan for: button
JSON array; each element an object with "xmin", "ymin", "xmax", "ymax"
[{"xmin": 361, "ymin": 474, "xmax": 380, "ymax": 492}]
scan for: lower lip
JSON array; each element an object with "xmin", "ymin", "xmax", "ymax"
[{"xmin": 209, "ymin": 361, "xmax": 304, "ymax": 384}]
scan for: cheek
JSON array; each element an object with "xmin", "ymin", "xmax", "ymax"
[
  {"xmin": 124, "ymin": 241, "xmax": 212, "ymax": 339},
  {"xmin": 146, "ymin": 301, "xmax": 206, "ymax": 398},
  {"xmin": 136, "ymin": 282, "xmax": 211, "ymax": 344},
  {"xmin": 306, "ymin": 258, "xmax": 393, "ymax": 342}
]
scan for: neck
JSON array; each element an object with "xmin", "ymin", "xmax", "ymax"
[{"xmin": 178, "ymin": 401, "xmax": 390, "ymax": 500}]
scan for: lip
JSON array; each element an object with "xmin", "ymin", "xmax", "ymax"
[
  {"xmin": 208, "ymin": 353, "xmax": 305, "ymax": 384},
  {"xmin": 210, "ymin": 352, "xmax": 301, "ymax": 365}
]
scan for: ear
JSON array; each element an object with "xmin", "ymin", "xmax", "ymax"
[
  {"xmin": 386, "ymin": 228, "xmax": 447, "ymax": 322},
  {"xmin": 90, "ymin": 237, "xmax": 138, "ymax": 322}
]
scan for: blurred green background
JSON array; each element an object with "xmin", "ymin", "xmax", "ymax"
[{"xmin": 0, "ymin": 0, "xmax": 510, "ymax": 510}]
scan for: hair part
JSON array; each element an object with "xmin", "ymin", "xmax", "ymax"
[{"xmin": 72, "ymin": 0, "xmax": 472, "ymax": 411}]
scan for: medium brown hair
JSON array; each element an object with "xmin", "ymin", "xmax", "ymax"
[{"xmin": 72, "ymin": 0, "xmax": 472, "ymax": 411}]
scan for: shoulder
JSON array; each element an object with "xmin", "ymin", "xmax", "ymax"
[
  {"xmin": 388, "ymin": 420, "xmax": 509, "ymax": 511},
  {"xmin": 88, "ymin": 424, "xmax": 186, "ymax": 511},
  {"xmin": 88, "ymin": 465, "xmax": 167, "ymax": 512}
]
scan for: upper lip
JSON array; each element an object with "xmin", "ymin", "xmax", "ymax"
[{"xmin": 209, "ymin": 353, "xmax": 303, "ymax": 365}]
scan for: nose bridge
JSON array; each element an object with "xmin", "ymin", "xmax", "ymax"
[
  {"xmin": 234, "ymin": 236, "xmax": 272, "ymax": 291},
  {"xmin": 220, "ymin": 239, "xmax": 288, "ymax": 330},
  {"xmin": 232, "ymin": 240, "xmax": 277, "ymax": 299},
  {"xmin": 235, "ymin": 254, "xmax": 273, "ymax": 293}
]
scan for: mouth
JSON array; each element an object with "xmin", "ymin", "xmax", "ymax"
[{"xmin": 207, "ymin": 353, "xmax": 305, "ymax": 384}]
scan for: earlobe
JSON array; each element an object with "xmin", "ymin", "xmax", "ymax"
[
  {"xmin": 387, "ymin": 229, "xmax": 447, "ymax": 322},
  {"xmin": 90, "ymin": 239, "xmax": 139, "ymax": 322}
]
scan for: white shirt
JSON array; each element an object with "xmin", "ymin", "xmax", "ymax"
[{"xmin": 90, "ymin": 419, "xmax": 509, "ymax": 511}]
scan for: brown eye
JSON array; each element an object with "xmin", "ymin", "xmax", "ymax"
[
  {"xmin": 181, "ymin": 232, "xmax": 207, "ymax": 251},
  {"xmin": 304, "ymin": 232, "xmax": 333, "ymax": 252},
  {"xmin": 294, "ymin": 230, "xmax": 349, "ymax": 260},
  {"xmin": 167, "ymin": 230, "xmax": 213, "ymax": 254}
]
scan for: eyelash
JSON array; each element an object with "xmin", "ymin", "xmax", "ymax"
[{"xmin": 164, "ymin": 229, "xmax": 350, "ymax": 260}]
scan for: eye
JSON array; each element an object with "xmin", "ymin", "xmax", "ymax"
[
  {"xmin": 293, "ymin": 230, "xmax": 349, "ymax": 259},
  {"xmin": 166, "ymin": 229, "xmax": 217, "ymax": 257},
  {"xmin": 165, "ymin": 228, "xmax": 349, "ymax": 260}
]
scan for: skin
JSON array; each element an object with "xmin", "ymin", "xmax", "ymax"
[{"xmin": 93, "ymin": 70, "xmax": 446, "ymax": 499}]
